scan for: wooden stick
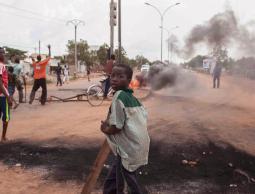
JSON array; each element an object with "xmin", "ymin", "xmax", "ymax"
[{"xmin": 81, "ymin": 139, "xmax": 111, "ymax": 194}]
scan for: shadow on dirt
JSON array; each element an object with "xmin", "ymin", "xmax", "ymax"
[
  {"xmin": 0, "ymin": 138, "xmax": 255, "ymax": 193},
  {"xmin": 0, "ymin": 140, "xmax": 106, "ymax": 182}
]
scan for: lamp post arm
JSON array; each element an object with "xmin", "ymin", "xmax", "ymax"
[
  {"xmin": 162, "ymin": 3, "xmax": 180, "ymax": 17},
  {"xmin": 146, "ymin": 3, "xmax": 163, "ymax": 18}
]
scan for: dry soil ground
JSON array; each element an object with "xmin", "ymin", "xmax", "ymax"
[{"xmin": 0, "ymin": 72, "xmax": 255, "ymax": 194}]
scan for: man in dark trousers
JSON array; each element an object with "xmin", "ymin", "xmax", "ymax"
[
  {"xmin": 29, "ymin": 48, "xmax": 51, "ymax": 105},
  {"xmin": 213, "ymin": 63, "xmax": 222, "ymax": 88},
  {"xmin": 56, "ymin": 63, "xmax": 62, "ymax": 86},
  {"xmin": 103, "ymin": 54, "xmax": 115, "ymax": 98},
  {"xmin": 13, "ymin": 58, "xmax": 25, "ymax": 103}
]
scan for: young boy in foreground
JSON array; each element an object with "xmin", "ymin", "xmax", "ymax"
[
  {"xmin": 0, "ymin": 47, "xmax": 13, "ymax": 142},
  {"xmin": 101, "ymin": 64, "xmax": 150, "ymax": 194}
]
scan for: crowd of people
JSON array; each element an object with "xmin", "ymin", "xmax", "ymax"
[
  {"xmin": 0, "ymin": 47, "xmax": 151, "ymax": 193},
  {"xmin": 0, "ymin": 48, "xmax": 127, "ymax": 143},
  {"xmin": 55, "ymin": 63, "xmax": 70, "ymax": 86}
]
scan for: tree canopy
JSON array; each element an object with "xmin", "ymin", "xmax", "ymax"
[
  {"xmin": 3, "ymin": 46, "xmax": 27, "ymax": 60},
  {"xmin": 66, "ymin": 40, "xmax": 150, "ymax": 69}
]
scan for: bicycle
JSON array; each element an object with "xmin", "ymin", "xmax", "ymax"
[
  {"xmin": 87, "ymin": 76, "xmax": 114, "ymax": 106},
  {"xmin": 87, "ymin": 74, "xmax": 152, "ymax": 106}
]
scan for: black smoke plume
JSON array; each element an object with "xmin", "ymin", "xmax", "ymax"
[
  {"xmin": 147, "ymin": 63, "xmax": 178, "ymax": 90},
  {"xmin": 183, "ymin": 9, "xmax": 255, "ymax": 58}
]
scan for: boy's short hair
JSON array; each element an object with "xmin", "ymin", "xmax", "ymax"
[
  {"xmin": 110, "ymin": 54, "xmax": 115, "ymax": 60},
  {"xmin": 116, "ymin": 64, "xmax": 133, "ymax": 80},
  {"xmin": 0, "ymin": 47, "xmax": 5, "ymax": 54},
  {"xmin": 0, "ymin": 47, "xmax": 5, "ymax": 62},
  {"xmin": 15, "ymin": 58, "xmax": 20, "ymax": 64},
  {"xmin": 37, "ymin": 55, "xmax": 41, "ymax": 61},
  {"xmin": 8, "ymin": 66, "xmax": 14, "ymax": 73}
]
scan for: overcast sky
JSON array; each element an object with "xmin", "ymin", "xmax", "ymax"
[{"xmin": 0, "ymin": 0, "xmax": 254, "ymax": 62}]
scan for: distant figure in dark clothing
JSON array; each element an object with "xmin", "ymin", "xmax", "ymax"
[
  {"xmin": 213, "ymin": 63, "xmax": 222, "ymax": 88},
  {"xmin": 7, "ymin": 66, "xmax": 16, "ymax": 97},
  {"xmin": 13, "ymin": 58, "xmax": 24, "ymax": 103},
  {"xmin": 103, "ymin": 54, "xmax": 115, "ymax": 98},
  {"xmin": 87, "ymin": 65, "xmax": 91, "ymax": 82},
  {"xmin": 7, "ymin": 66, "xmax": 19, "ymax": 109},
  {"xmin": 56, "ymin": 63, "xmax": 62, "ymax": 86}
]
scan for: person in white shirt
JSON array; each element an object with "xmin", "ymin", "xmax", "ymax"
[{"xmin": 63, "ymin": 65, "xmax": 69, "ymax": 84}]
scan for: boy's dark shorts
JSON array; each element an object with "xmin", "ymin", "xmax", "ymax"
[
  {"xmin": 8, "ymin": 85, "xmax": 15, "ymax": 96},
  {"xmin": 0, "ymin": 96, "xmax": 10, "ymax": 122}
]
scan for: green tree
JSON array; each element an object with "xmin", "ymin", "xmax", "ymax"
[
  {"xmin": 54, "ymin": 56, "xmax": 65, "ymax": 63},
  {"xmin": 114, "ymin": 47, "xmax": 128, "ymax": 64},
  {"xmin": 185, "ymin": 55, "xmax": 207, "ymax": 68},
  {"xmin": 66, "ymin": 39, "xmax": 94, "ymax": 66},
  {"xmin": 135, "ymin": 55, "xmax": 150, "ymax": 68},
  {"xmin": 211, "ymin": 46, "xmax": 234, "ymax": 69},
  {"xmin": 97, "ymin": 43, "xmax": 109, "ymax": 65},
  {"xmin": 128, "ymin": 59, "xmax": 137, "ymax": 68},
  {"xmin": 212, "ymin": 46, "xmax": 228, "ymax": 63},
  {"xmin": 4, "ymin": 46, "xmax": 27, "ymax": 60}
]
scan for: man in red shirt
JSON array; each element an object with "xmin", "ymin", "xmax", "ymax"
[
  {"xmin": 29, "ymin": 49, "xmax": 51, "ymax": 105},
  {"xmin": 0, "ymin": 47, "xmax": 13, "ymax": 142},
  {"xmin": 104, "ymin": 54, "xmax": 115, "ymax": 98}
]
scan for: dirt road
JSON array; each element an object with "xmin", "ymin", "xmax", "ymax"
[{"xmin": 0, "ymin": 72, "xmax": 255, "ymax": 193}]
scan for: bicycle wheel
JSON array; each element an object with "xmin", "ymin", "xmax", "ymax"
[
  {"xmin": 107, "ymin": 87, "xmax": 114, "ymax": 100},
  {"xmin": 133, "ymin": 87, "xmax": 152, "ymax": 101},
  {"xmin": 87, "ymin": 85, "xmax": 104, "ymax": 106}
]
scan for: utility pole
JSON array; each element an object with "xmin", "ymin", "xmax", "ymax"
[
  {"xmin": 167, "ymin": 37, "xmax": 170, "ymax": 64},
  {"xmin": 39, "ymin": 40, "xmax": 41, "ymax": 55},
  {"xmin": 160, "ymin": 26, "xmax": 179, "ymax": 64},
  {"xmin": 67, "ymin": 19, "xmax": 85, "ymax": 73},
  {"xmin": 75, "ymin": 25, "xmax": 77, "ymax": 70},
  {"xmin": 110, "ymin": 12, "xmax": 114, "ymax": 55},
  {"xmin": 118, "ymin": 0, "xmax": 121, "ymax": 64},
  {"xmin": 145, "ymin": 2, "xmax": 180, "ymax": 62},
  {"xmin": 110, "ymin": 0, "xmax": 117, "ymax": 56},
  {"xmin": 170, "ymin": 42, "xmax": 173, "ymax": 63}
]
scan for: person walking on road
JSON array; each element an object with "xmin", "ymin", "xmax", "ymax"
[
  {"xmin": 13, "ymin": 58, "xmax": 25, "ymax": 103},
  {"xmin": 56, "ymin": 63, "xmax": 62, "ymax": 86},
  {"xmin": 103, "ymin": 54, "xmax": 115, "ymax": 98},
  {"xmin": 87, "ymin": 65, "xmax": 91, "ymax": 82},
  {"xmin": 7, "ymin": 66, "xmax": 19, "ymax": 109},
  {"xmin": 213, "ymin": 63, "xmax": 222, "ymax": 89},
  {"xmin": 0, "ymin": 47, "xmax": 13, "ymax": 142},
  {"xmin": 63, "ymin": 65, "xmax": 69, "ymax": 84},
  {"xmin": 29, "ymin": 49, "xmax": 51, "ymax": 105}
]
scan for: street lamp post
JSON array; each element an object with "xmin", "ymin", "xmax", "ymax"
[
  {"xmin": 118, "ymin": 0, "xmax": 122, "ymax": 64},
  {"xmin": 160, "ymin": 26, "xmax": 178, "ymax": 63},
  {"xmin": 67, "ymin": 19, "xmax": 85, "ymax": 73},
  {"xmin": 145, "ymin": 2, "xmax": 180, "ymax": 62}
]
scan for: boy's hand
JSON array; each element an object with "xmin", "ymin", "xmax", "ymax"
[
  {"xmin": 7, "ymin": 96, "xmax": 13, "ymax": 107},
  {"xmin": 101, "ymin": 121, "xmax": 121, "ymax": 135},
  {"xmin": 101, "ymin": 121, "xmax": 109, "ymax": 133}
]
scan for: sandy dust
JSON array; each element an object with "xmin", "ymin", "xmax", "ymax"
[{"xmin": 0, "ymin": 72, "xmax": 255, "ymax": 193}]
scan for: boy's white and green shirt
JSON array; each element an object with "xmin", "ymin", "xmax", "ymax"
[{"xmin": 106, "ymin": 89, "xmax": 150, "ymax": 172}]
